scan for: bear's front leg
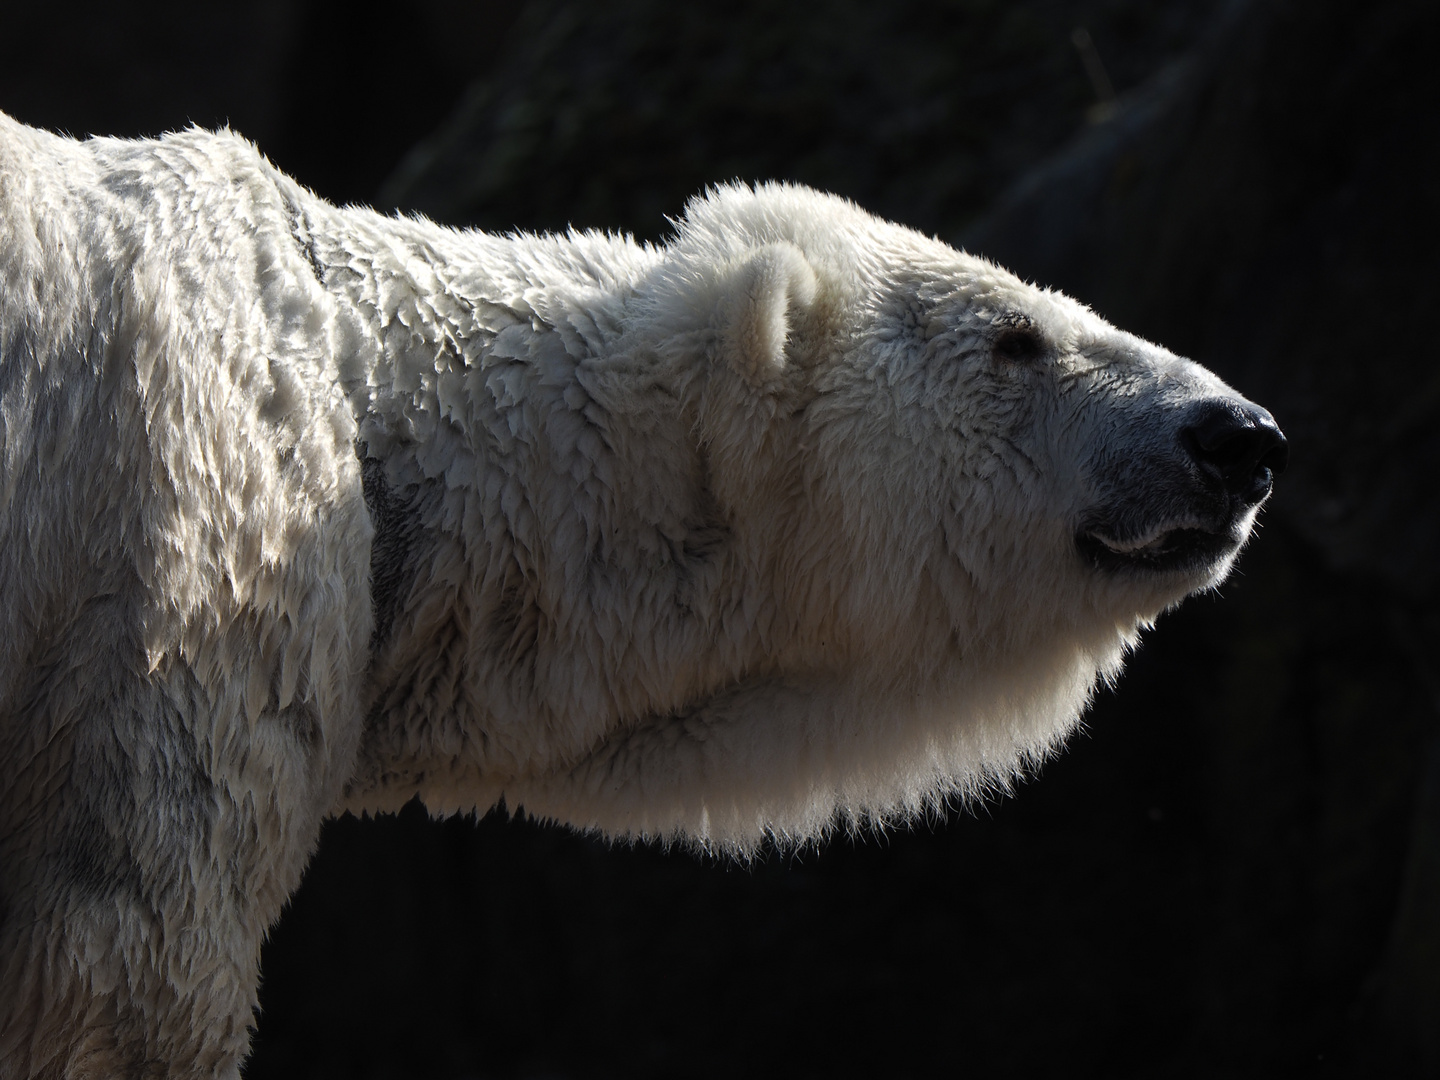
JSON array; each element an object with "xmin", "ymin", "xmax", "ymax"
[{"xmin": 0, "ymin": 626, "xmax": 336, "ymax": 1080}]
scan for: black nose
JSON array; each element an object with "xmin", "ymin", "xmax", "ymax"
[{"xmin": 1181, "ymin": 400, "xmax": 1288, "ymax": 505}]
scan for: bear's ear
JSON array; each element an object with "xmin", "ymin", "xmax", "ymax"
[{"xmin": 716, "ymin": 242, "xmax": 818, "ymax": 386}]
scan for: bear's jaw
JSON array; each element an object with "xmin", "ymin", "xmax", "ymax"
[{"xmin": 1075, "ymin": 519, "xmax": 1243, "ymax": 576}]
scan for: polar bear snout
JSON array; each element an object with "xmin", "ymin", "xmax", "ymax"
[
  {"xmin": 1075, "ymin": 393, "xmax": 1285, "ymax": 577},
  {"xmin": 1180, "ymin": 399, "xmax": 1289, "ymax": 508}
]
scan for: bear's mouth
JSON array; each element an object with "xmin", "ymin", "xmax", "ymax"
[{"xmin": 1076, "ymin": 522, "xmax": 1236, "ymax": 574}]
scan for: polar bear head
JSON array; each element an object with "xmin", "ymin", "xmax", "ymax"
[
  {"xmin": 652, "ymin": 183, "xmax": 1285, "ymax": 634},
  {"xmin": 513, "ymin": 184, "xmax": 1284, "ymax": 847}
]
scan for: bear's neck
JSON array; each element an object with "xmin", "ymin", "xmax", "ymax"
[{"xmin": 289, "ymin": 193, "xmax": 795, "ymax": 809}]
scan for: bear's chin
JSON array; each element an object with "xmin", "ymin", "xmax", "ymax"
[{"xmin": 1075, "ymin": 524, "xmax": 1238, "ymax": 576}]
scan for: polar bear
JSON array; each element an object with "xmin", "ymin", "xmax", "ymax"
[{"xmin": 0, "ymin": 112, "xmax": 1284, "ymax": 1078}]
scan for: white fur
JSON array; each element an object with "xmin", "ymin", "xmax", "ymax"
[{"xmin": 0, "ymin": 114, "xmax": 1264, "ymax": 1077}]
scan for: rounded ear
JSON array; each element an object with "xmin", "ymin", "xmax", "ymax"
[{"xmin": 717, "ymin": 242, "xmax": 818, "ymax": 385}]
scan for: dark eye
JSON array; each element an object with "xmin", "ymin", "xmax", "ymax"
[{"xmin": 993, "ymin": 326, "xmax": 1046, "ymax": 363}]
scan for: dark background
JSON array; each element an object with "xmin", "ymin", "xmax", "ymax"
[{"xmin": 3, "ymin": 0, "xmax": 1437, "ymax": 1075}]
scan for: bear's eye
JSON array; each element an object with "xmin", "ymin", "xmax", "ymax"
[{"xmin": 993, "ymin": 325, "xmax": 1046, "ymax": 363}]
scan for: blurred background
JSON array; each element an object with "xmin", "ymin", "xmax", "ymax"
[{"xmin": 3, "ymin": 0, "xmax": 1437, "ymax": 1075}]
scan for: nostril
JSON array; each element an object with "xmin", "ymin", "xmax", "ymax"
[
  {"xmin": 1259, "ymin": 438, "xmax": 1289, "ymax": 478},
  {"xmin": 1182, "ymin": 400, "xmax": 1288, "ymax": 501}
]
